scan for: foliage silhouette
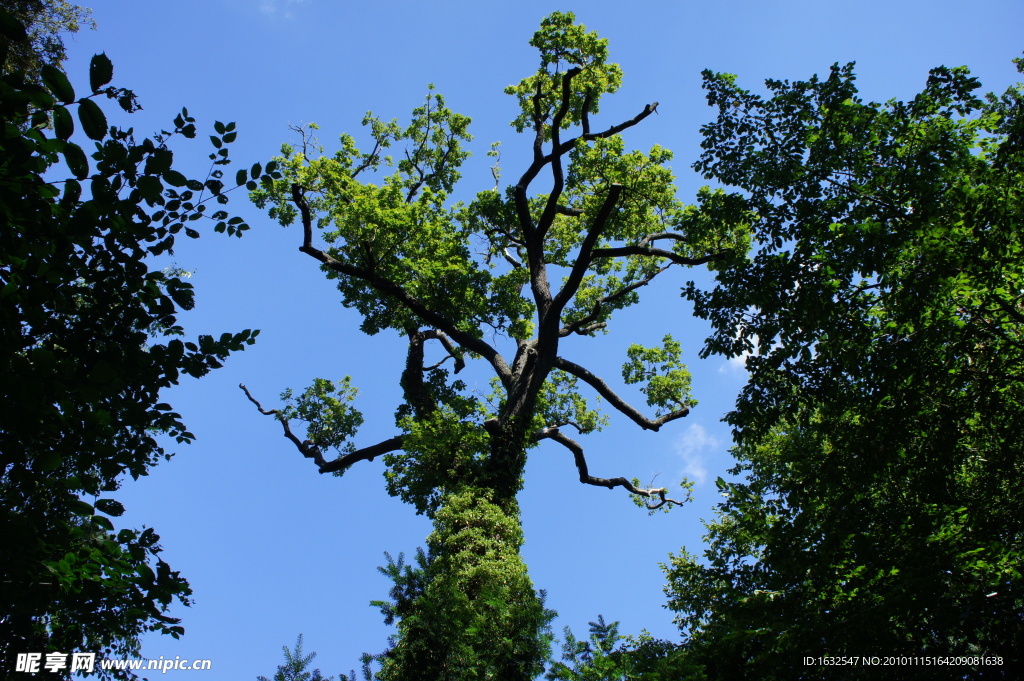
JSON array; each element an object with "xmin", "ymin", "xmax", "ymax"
[{"xmin": 1, "ymin": 8, "xmax": 272, "ymax": 676}]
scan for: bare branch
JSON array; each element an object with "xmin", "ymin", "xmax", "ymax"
[
  {"xmin": 503, "ymin": 248, "xmax": 523, "ymax": 269},
  {"xmin": 318, "ymin": 436, "xmax": 405, "ymax": 474},
  {"xmin": 580, "ymin": 89, "xmax": 595, "ymax": 136},
  {"xmin": 590, "ymin": 245, "xmax": 727, "ymax": 267},
  {"xmin": 553, "ymin": 356, "xmax": 689, "ymax": 430},
  {"xmin": 550, "ymin": 67, "xmax": 582, "ymax": 133},
  {"xmin": 485, "ymin": 224, "xmax": 526, "ymax": 249},
  {"xmin": 536, "ymin": 68, "xmax": 582, "ymax": 240},
  {"xmin": 353, "ymin": 135, "xmax": 389, "ymax": 178},
  {"xmin": 535, "ymin": 428, "xmax": 685, "ymax": 509},
  {"xmin": 637, "ymin": 231, "xmax": 689, "ymax": 247},
  {"xmin": 423, "ymin": 355, "xmax": 460, "ymax": 371},
  {"xmin": 551, "ymin": 184, "xmax": 624, "ymax": 315},
  {"xmin": 567, "ymin": 322, "xmax": 607, "ymax": 336},
  {"xmin": 575, "ymin": 101, "xmax": 659, "ymax": 146},
  {"xmin": 482, "ymin": 224, "xmax": 527, "ymax": 270},
  {"xmin": 290, "ymin": 184, "xmax": 512, "ymax": 383},
  {"xmin": 422, "ymin": 329, "xmax": 465, "ymax": 373}
]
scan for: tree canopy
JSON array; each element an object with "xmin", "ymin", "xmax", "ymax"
[
  {"xmin": 0, "ymin": 7, "xmax": 270, "ymax": 675},
  {"xmin": 0, "ymin": 1, "xmax": 94, "ymax": 83},
  {"xmin": 663, "ymin": 57, "xmax": 1024, "ymax": 679}
]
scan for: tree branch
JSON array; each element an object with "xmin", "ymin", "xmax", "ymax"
[
  {"xmin": 536, "ymin": 68, "xmax": 582, "ymax": 241},
  {"xmin": 535, "ymin": 428, "xmax": 685, "ymax": 509},
  {"xmin": 511, "ymin": 100, "xmax": 659, "ymax": 317},
  {"xmin": 550, "ymin": 184, "xmax": 624, "ymax": 316},
  {"xmin": 590, "ymin": 245, "xmax": 727, "ymax": 267},
  {"xmin": 566, "ymin": 322, "xmax": 607, "ymax": 336},
  {"xmin": 637, "ymin": 231, "xmax": 689, "ymax": 247},
  {"xmin": 553, "ymin": 356, "xmax": 690, "ymax": 430},
  {"xmin": 240, "ymin": 383, "xmax": 326, "ymax": 466},
  {"xmin": 422, "ymin": 329, "xmax": 465, "ymax": 373},
  {"xmin": 240, "ymin": 383, "xmax": 404, "ymax": 475},
  {"xmin": 571, "ymin": 101, "xmax": 659, "ymax": 148},
  {"xmin": 550, "ymin": 67, "xmax": 582, "ymax": 133},
  {"xmin": 580, "ymin": 89, "xmax": 595, "ymax": 137},
  {"xmin": 290, "ymin": 183, "xmax": 512, "ymax": 383},
  {"xmin": 318, "ymin": 436, "xmax": 405, "ymax": 474},
  {"xmin": 353, "ymin": 135, "xmax": 390, "ymax": 179},
  {"xmin": 512, "ymin": 100, "xmax": 659, "ymax": 239},
  {"xmin": 502, "ymin": 248, "xmax": 523, "ymax": 269},
  {"xmin": 559, "ymin": 265, "xmax": 669, "ymax": 337}
]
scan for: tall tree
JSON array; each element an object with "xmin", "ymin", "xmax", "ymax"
[
  {"xmin": 664, "ymin": 58, "xmax": 1024, "ymax": 678},
  {"xmin": 0, "ymin": 8, "xmax": 270, "ymax": 676},
  {"xmin": 243, "ymin": 11, "xmax": 748, "ymax": 679}
]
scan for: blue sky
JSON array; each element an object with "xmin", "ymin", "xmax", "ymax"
[{"xmin": 57, "ymin": 1, "xmax": 1023, "ymax": 677}]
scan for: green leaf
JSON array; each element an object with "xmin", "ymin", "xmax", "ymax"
[
  {"xmin": 163, "ymin": 170, "xmax": 187, "ymax": 187},
  {"xmin": 37, "ymin": 450, "xmax": 62, "ymax": 471},
  {"xmin": 89, "ymin": 52, "xmax": 114, "ymax": 92},
  {"xmin": 41, "ymin": 64, "xmax": 75, "ymax": 103},
  {"xmin": 0, "ymin": 10, "xmax": 28, "ymax": 40},
  {"xmin": 77, "ymin": 98, "xmax": 108, "ymax": 141},
  {"xmin": 69, "ymin": 500, "xmax": 94, "ymax": 516},
  {"xmin": 235, "ymin": 168, "xmax": 247, "ymax": 186},
  {"xmin": 137, "ymin": 175, "xmax": 163, "ymax": 203},
  {"xmin": 63, "ymin": 143, "xmax": 89, "ymax": 179},
  {"xmin": 91, "ymin": 515, "xmax": 115, "ymax": 531},
  {"xmin": 136, "ymin": 563, "xmax": 155, "ymax": 583},
  {"xmin": 250, "ymin": 162, "xmax": 262, "ymax": 178},
  {"xmin": 61, "ymin": 179, "xmax": 81, "ymax": 205},
  {"xmin": 144, "ymin": 148, "xmax": 174, "ymax": 174},
  {"xmin": 53, "ymin": 106, "xmax": 74, "ymax": 141}
]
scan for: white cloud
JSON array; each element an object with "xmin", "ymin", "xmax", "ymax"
[
  {"xmin": 259, "ymin": 0, "xmax": 307, "ymax": 19},
  {"xmin": 719, "ymin": 332, "xmax": 758, "ymax": 374},
  {"xmin": 720, "ymin": 351, "xmax": 749, "ymax": 374},
  {"xmin": 674, "ymin": 423, "xmax": 722, "ymax": 485}
]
